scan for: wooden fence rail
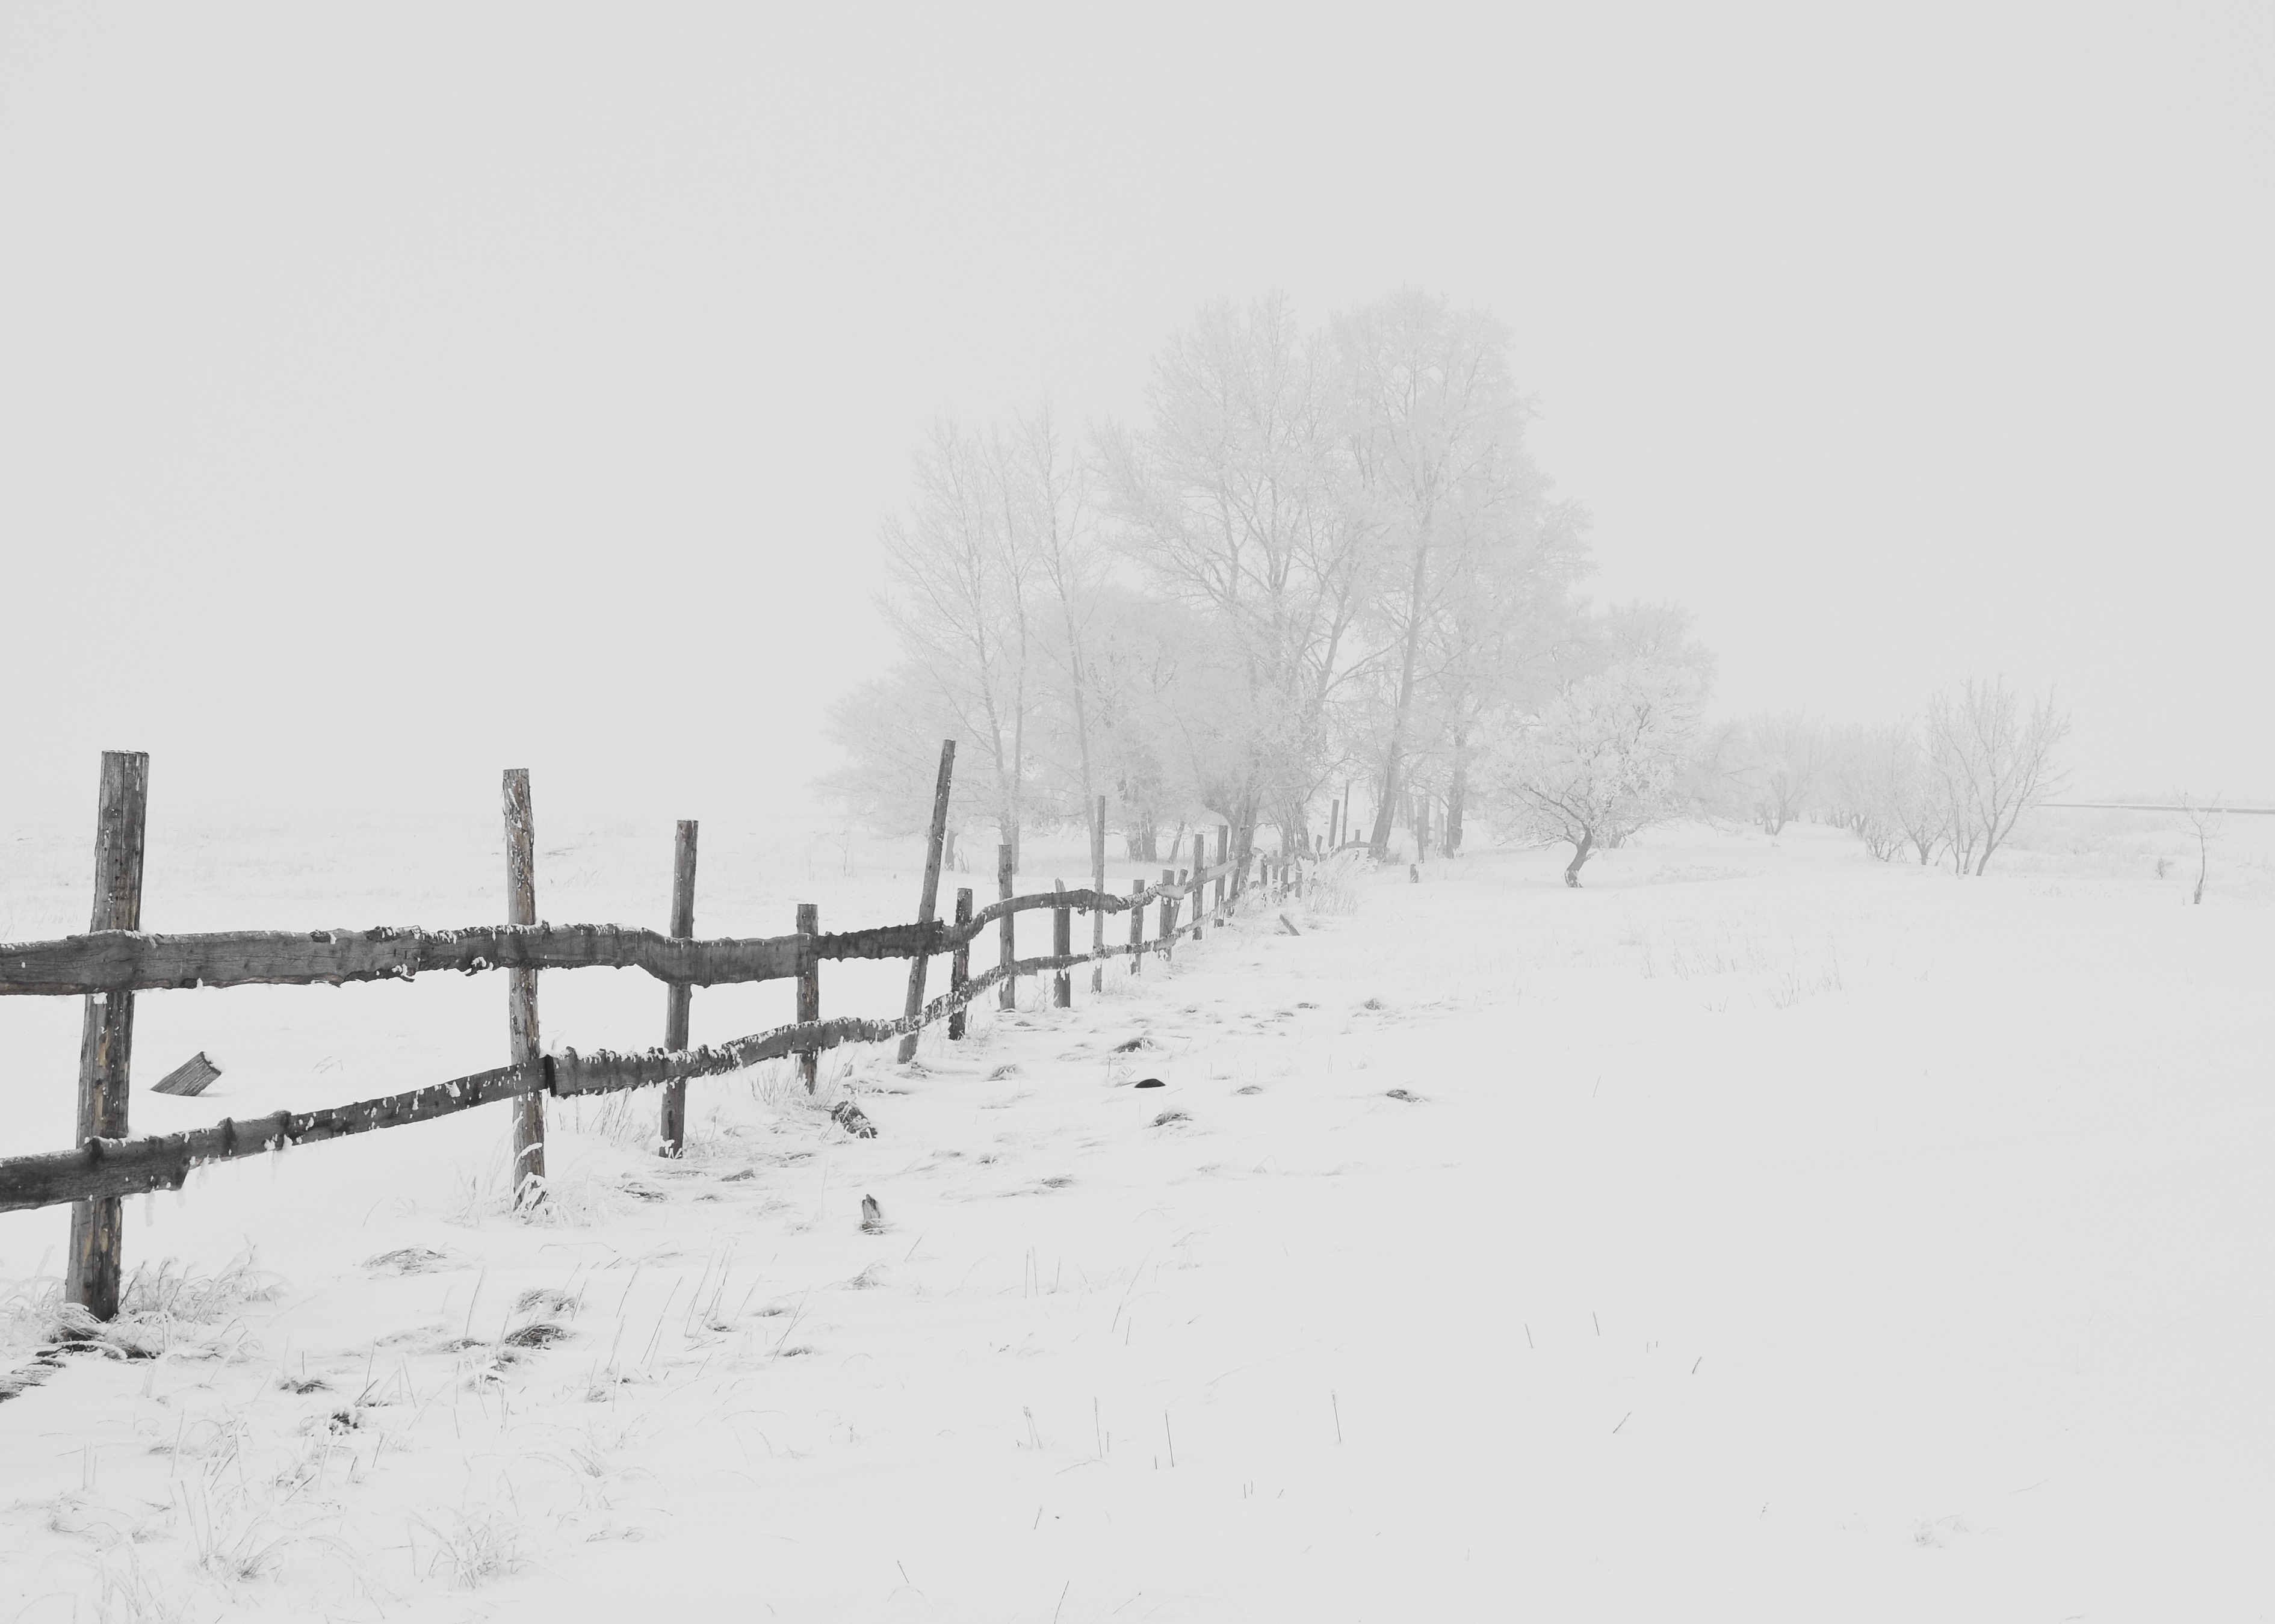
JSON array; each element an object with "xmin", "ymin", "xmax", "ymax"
[{"xmin": 0, "ymin": 746, "xmax": 1313, "ymax": 1257}]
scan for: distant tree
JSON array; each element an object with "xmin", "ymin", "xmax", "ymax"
[
  {"xmin": 820, "ymin": 668, "xmax": 978, "ymax": 868},
  {"xmin": 1925, "ymin": 676, "xmax": 2069, "ymax": 875},
  {"xmin": 1484, "ymin": 659, "xmax": 1703, "ymax": 886},
  {"xmin": 2173, "ymin": 791, "xmax": 2224, "ymax": 904},
  {"xmin": 1741, "ymin": 711, "xmax": 1819, "ymax": 835}
]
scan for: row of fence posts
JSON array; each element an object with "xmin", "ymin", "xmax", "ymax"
[{"xmin": 52, "ymin": 742, "xmax": 1307, "ymax": 1311}]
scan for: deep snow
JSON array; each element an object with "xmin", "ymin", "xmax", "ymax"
[{"xmin": 2, "ymin": 810, "xmax": 2270, "ymax": 1622}]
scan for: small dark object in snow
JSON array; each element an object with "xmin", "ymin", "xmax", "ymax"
[
  {"xmin": 1134, "ymin": 1078, "xmax": 1165, "ymax": 1089},
  {"xmin": 279, "ymin": 1375, "xmax": 329, "ymax": 1394},
  {"xmin": 1111, "ymin": 1036, "xmax": 1149, "ymax": 1052},
  {"xmin": 861, "ymin": 1194, "xmax": 885, "ymax": 1232},
  {"xmin": 619, "ymin": 1183, "xmax": 667, "ymax": 1201},
  {"xmin": 504, "ymin": 1322, "xmax": 569, "ymax": 1349},
  {"xmin": 1150, "ymin": 1110, "xmax": 1189, "ymax": 1127},
  {"xmin": 988, "ymin": 1064, "xmax": 1020, "ymax": 1080},
  {"xmin": 1409, "ymin": 863, "xmax": 1420, "ymax": 883},
  {"xmin": 364, "ymin": 1246, "xmax": 456, "ymax": 1275},
  {"xmin": 831, "ymin": 1100, "xmax": 878, "ymax": 1138},
  {"xmin": 1385, "ymin": 1088, "xmax": 1423, "ymax": 1104},
  {"xmin": 1277, "ymin": 913, "xmax": 1301, "ymax": 936},
  {"xmin": 153, "ymin": 1052, "xmax": 221, "ymax": 1097},
  {"xmin": 1362, "ymin": 998, "xmax": 1385, "ymax": 1011},
  {"xmin": 1236, "ymin": 1085, "xmax": 1264, "ymax": 1095},
  {"xmin": 721, "ymin": 1168, "xmax": 758, "ymax": 1182},
  {"xmin": 1297, "ymin": 1001, "xmax": 1317, "ymax": 1009}
]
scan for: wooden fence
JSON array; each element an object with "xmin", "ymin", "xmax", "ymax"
[{"xmin": 0, "ymin": 747, "xmax": 1313, "ymax": 1318}]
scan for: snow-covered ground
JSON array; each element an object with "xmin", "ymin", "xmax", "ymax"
[{"xmin": 2, "ymin": 810, "xmax": 2271, "ymax": 1621}]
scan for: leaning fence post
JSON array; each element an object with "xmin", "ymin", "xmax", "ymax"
[
  {"xmin": 897, "ymin": 739, "xmax": 956, "ymax": 1064},
  {"xmin": 66, "ymin": 749, "xmax": 148, "ymax": 1320},
  {"xmin": 796, "ymin": 903, "xmax": 821, "ymax": 1092},
  {"xmin": 1127, "ymin": 876, "xmax": 1145, "ymax": 975},
  {"xmin": 1053, "ymin": 881, "xmax": 1071, "ymax": 1008},
  {"xmin": 1215, "ymin": 825, "xmax": 1230, "ymax": 919},
  {"xmin": 949, "ymin": 888, "xmax": 974, "ymax": 1039},
  {"xmin": 660, "ymin": 820, "xmax": 698, "ymax": 1156},
  {"xmin": 1089, "ymin": 795, "xmax": 1107, "ymax": 994},
  {"xmin": 503, "ymin": 769, "xmax": 546, "ymax": 1206},
  {"xmin": 997, "ymin": 842, "xmax": 1017, "ymax": 1011}
]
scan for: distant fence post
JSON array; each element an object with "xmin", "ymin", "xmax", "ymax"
[
  {"xmin": 949, "ymin": 888, "xmax": 973, "ymax": 1039},
  {"xmin": 1127, "ymin": 877, "xmax": 1145, "ymax": 975},
  {"xmin": 1089, "ymin": 795, "xmax": 1107, "ymax": 994},
  {"xmin": 1053, "ymin": 881, "xmax": 1071, "ymax": 1008},
  {"xmin": 1215, "ymin": 825, "xmax": 1229, "ymax": 919},
  {"xmin": 66, "ymin": 749, "xmax": 148, "ymax": 1320},
  {"xmin": 997, "ymin": 842, "xmax": 1016, "ymax": 1011},
  {"xmin": 1329, "ymin": 799, "xmax": 1340, "ymax": 852},
  {"xmin": 796, "ymin": 903, "xmax": 820, "ymax": 1092},
  {"xmin": 1163, "ymin": 865, "xmax": 1181, "ymax": 959},
  {"xmin": 503, "ymin": 769, "xmax": 546, "ymax": 1206},
  {"xmin": 660, "ymin": 820, "xmax": 698, "ymax": 1156},
  {"xmin": 897, "ymin": 740, "xmax": 956, "ymax": 1064}
]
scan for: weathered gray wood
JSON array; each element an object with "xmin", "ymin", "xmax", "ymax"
[
  {"xmin": 659, "ymin": 820, "xmax": 698, "ymax": 1156},
  {"xmin": 504, "ymin": 770, "xmax": 545, "ymax": 1205},
  {"xmin": 1089, "ymin": 796, "xmax": 1107, "ymax": 994},
  {"xmin": 68, "ymin": 750, "xmax": 147, "ymax": 1320},
  {"xmin": 1053, "ymin": 880, "xmax": 1071, "ymax": 1008},
  {"xmin": 1215, "ymin": 826, "xmax": 1230, "ymax": 918},
  {"xmin": 948, "ymin": 888, "xmax": 973, "ymax": 1040},
  {"xmin": 1127, "ymin": 877, "xmax": 1145, "ymax": 975},
  {"xmin": 796, "ymin": 903, "xmax": 820, "ymax": 1093},
  {"xmin": 2, "ymin": 1062, "xmax": 546, "ymax": 1213},
  {"xmin": 1161, "ymin": 867, "xmax": 1180, "ymax": 961},
  {"xmin": 997, "ymin": 842, "xmax": 1016, "ymax": 1012},
  {"xmin": 897, "ymin": 739, "xmax": 956, "ymax": 1064},
  {"xmin": 152, "ymin": 1052, "xmax": 221, "ymax": 1098}
]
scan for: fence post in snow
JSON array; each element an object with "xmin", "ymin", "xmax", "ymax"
[
  {"xmin": 1215, "ymin": 825, "xmax": 1230, "ymax": 918},
  {"xmin": 1161, "ymin": 868, "xmax": 1179, "ymax": 961},
  {"xmin": 1090, "ymin": 795, "xmax": 1107, "ymax": 994},
  {"xmin": 659, "ymin": 819, "xmax": 698, "ymax": 1156},
  {"xmin": 502, "ymin": 769, "xmax": 547, "ymax": 1207},
  {"xmin": 949, "ymin": 888, "xmax": 973, "ymax": 1039},
  {"xmin": 997, "ymin": 842, "xmax": 1017, "ymax": 1011},
  {"xmin": 66, "ymin": 749, "xmax": 148, "ymax": 1320},
  {"xmin": 897, "ymin": 739, "xmax": 956, "ymax": 1064},
  {"xmin": 1128, "ymin": 876, "xmax": 1145, "ymax": 975},
  {"xmin": 1053, "ymin": 881, "xmax": 1071, "ymax": 1008},
  {"xmin": 796, "ymin": 902, "xmax": 820, "ymax": 1093},
  {"xmin": 1186, "ymin": 832, "xmax": 1203, "ymax": 943}
]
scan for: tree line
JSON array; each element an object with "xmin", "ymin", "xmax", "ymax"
[{"xmin": 825, "ymin": 290, "xmax": 2069, "ymax": 886}]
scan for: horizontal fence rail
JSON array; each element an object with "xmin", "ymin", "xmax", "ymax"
[{"xmin": 0, "ymin": 874, "xmax": 1237, "ymax": 999}]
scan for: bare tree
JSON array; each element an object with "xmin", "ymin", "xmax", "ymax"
[
  {"xmin": 2173, "ymin": 791, "xmax": 2224, "ymax": 904},
  {"xmin": 1924, "ymin": 676, "xmax": 2069, "ymax": 875}
]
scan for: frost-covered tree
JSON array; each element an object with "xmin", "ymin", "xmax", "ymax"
[
  {"xmin": 1925, "ymin": 676, "xmax": 2069, "ymax": 875},
  {"xmin": 1098, "ymin": 294, "xmax": 1373, "ymax": 864},
  {"xmin": 1742, "ymin": 711, "xmax": 1819, "ymax": 835},
  {"xmin": 1484, "ymin": 659, "xmax": 1703, "ymax": 886}
]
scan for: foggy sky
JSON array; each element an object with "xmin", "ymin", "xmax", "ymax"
[{"xmin": 5, "ymin": 4, "xmax": 2270, "ymax": 840}]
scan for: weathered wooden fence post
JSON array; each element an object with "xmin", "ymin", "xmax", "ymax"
[
  {"xmin": 1329, "ymin": 798, "xmax": 1340, "ymax": 852},
  {"xmin": 659, "ymin": 820, "xmax": 698, "ymax": 1156},
  {"xmin": 503, "ymin": 769, "xmax": 546, "ymax": 1206},
  {"xmin": 1053, "ymin": 880, "xmax": 1071, "ymax": 1008},
  {"xmin": 1161, "ymin": 867, "xmax": 1179, "ymax": 961},
  {"xmin": 66, "ymin": 749, "xmax": 148, "ymax": 1320},
  {"xmin": 997, "ymin": 842, "xmax": 1016, "ymax": 1011},
  {"xmin": 1215, "ymin": 825, "xmax": 1230, "ymax": 919},
  {"xmin": 796, "ymin": 902, "xmax": 820, "ymax": 1092},
  {"xmin": 897, "ymin": 740, "xmax": 956, "ymax": 1064},
  {"xmin": 949, "ymin": 888, "xmax": 973, "ymax": 1039},
  {"xmin": 1127, "ymin": 876, "xmax": 1145, "ymax": 975},
  {"xmin": 1089, "ymin": 795, "xmax": 1107, "ymax": 994}
]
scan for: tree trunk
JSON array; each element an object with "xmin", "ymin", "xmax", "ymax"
[
  {"xmin": 1369, "ymin": 519, "xmax": 1435, "ymax": 859},
  {"xmin": 1564, "ymin": 829, "xmax": 1594, "ymax": 888},
  {"xmin": 1444, "ymin": 730, "xmax": 1469, "ymax": 854}
]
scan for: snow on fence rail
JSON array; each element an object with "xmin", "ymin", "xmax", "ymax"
[{"xmin": 1, "ymin": 747, "xmax": 1312, "ymax": 1319}]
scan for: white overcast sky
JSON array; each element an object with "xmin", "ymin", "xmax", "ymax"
[{"xmin": 4, "ymin": 3, "xmax": 2270, "ymax": 838}]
